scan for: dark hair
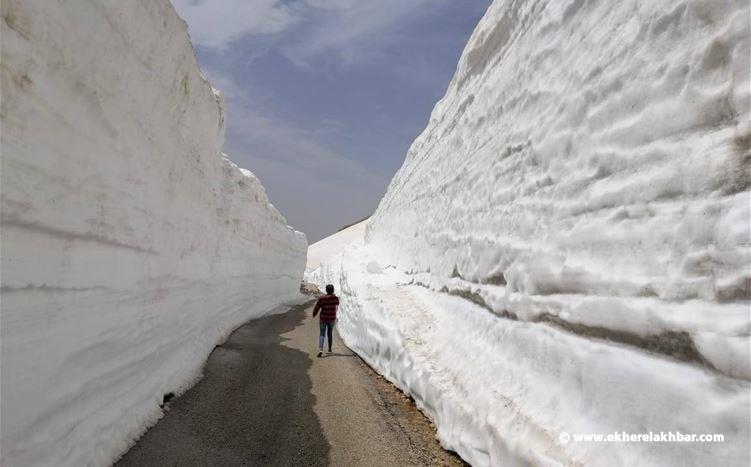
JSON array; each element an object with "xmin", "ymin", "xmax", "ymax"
[{"xmin": 325, "ymin": 284, "xmax": 335, "ymax": 294}]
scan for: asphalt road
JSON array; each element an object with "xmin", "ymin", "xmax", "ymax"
[{"xmin": 116, "ymin": 299, "xmax": 464, "ymax": 466}]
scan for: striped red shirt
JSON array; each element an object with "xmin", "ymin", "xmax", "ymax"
[{"xmin": 313, "ymin": 294, "xmax": 339, "ymax": 322}]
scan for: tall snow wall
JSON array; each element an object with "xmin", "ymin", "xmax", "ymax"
[
  {"xmin": 314, "ymin": 0, "xmax": 750, "ymax": 465},
  {"xmin": 1, "ymin": 1, "xmax": 306, "ymax": 465}
]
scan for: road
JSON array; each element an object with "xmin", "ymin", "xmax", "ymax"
[{"xmin": 116, "ymin": 299, "xmax": 464, "ymax": 466}]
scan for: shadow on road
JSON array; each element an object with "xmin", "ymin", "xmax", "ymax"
[{"xmin": 116, "ymin": 301, "xmax": 330, "ymax": 466}]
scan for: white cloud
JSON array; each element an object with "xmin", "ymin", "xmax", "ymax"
[
  {"xmin": 171, "ymin": 0, "xmax": 299, "ymax": 50},
  {"xmin": 171, "ymin": 0, "xmax": 439, "ymax": 66},
  {"xmin": 282, "ymin": 0, "xmax": 433, "ymax": 66}
]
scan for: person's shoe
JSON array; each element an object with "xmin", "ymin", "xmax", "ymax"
[
  {"xmin": 327, "ymin": 348, "xmax": 332, "ymax": 353},
  {"xmin": 317, "ymin": 350, "xmax": 323, "ymax": 358}
]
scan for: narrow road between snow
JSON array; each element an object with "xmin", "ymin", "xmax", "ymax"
[{"xmin": 116, "ymin": 299, "xmax": 464, "ymax": 466}]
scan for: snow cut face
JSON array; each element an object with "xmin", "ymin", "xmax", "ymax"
[
  {"xmin": 368, "ymin": 0, "xmax": 750, "ymax": 378},
  {"xmin": 1, "ymin": 1, "xmax": 306, "ymax": 466},
  {"xmin": 313, "ymin": 0, "xmax": 750, "ymax": 465}
]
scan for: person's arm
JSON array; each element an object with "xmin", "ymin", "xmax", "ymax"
[{"xmin": 312, "ymin": 298, "xmax": 321, "ymax": 317}]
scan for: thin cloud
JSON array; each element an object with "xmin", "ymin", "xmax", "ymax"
[
  {"xmin": 205, "ymin": 67, "xmax": 384, "ymax": 187},
  {"xmin": 172, "ymin": 0, "xmax": 441, "ymax": 68},
  {"xmin": 171, "ymin": 0, "xmax": 299, "ymax": 50},
  {"xmin": 281, "ymin": 0, "xmax": 436, "ymax": 67},
  {"xmin": 201, "ymin": 67, "xmax": 386, "ymax": 238}
]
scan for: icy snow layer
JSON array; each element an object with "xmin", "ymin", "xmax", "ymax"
[
  {"xmin": 1, "ymin": 1, "xmax": 306, "ymax": 466},
  {"xmin": 315, "ymin": 0, "xmax": 751, "ymax": 465}
]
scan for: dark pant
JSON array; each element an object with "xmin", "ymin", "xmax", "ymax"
[{"xmin": 319, "ymin": 321, "xmax": 334, "ymax": 351}]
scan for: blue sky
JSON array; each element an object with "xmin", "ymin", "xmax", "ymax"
[{"xmin": 171, "ymin": 0, "xmax": 490, "ymax": 242}]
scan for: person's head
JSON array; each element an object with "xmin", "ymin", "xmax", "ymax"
[{"xmin": 325, "ymin": 284, "xmax": 335, "ymax": 295}]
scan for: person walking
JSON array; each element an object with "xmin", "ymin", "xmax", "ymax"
[{"xmin": 313, "ymin": 284, "xmax": 339, "ymax": 357}]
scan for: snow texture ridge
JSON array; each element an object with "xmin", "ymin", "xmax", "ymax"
[
  {"xmin": 1, "ymin": 1, "xmax": 306, "ymax": 465},
  {"xmin": 313, "ymin": 0, "xmax": 750, "ymax": 465}
]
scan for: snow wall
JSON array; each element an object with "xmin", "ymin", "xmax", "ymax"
[
  {"xmin": 306, "ymin": 219, "xmax": 368, "ymax": 273},
  {"xmin": 1, "ymin": 1, "xmax": 307, "ymax": 465},
  {"xmin": 312, "ymin": 0, "xmax": 750, "ymax": 465}
]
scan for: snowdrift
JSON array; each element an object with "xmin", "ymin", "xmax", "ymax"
[
  {"xmin": 313, "ymin": 0, "xmax": 750, "ymax": 465},
  {"xmin": 306, "ymin": 219, "xmax": 368, "ymax": 273},
  {"xmin": 1, "ymin": 1, "xmax": 306, "ymax": 465}
]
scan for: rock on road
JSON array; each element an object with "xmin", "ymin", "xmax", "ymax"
[{"xmin": 116, "ymin": 299, "xmax": 464, "ymax": 466}]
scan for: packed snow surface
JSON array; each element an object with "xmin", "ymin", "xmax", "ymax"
[
  {"xmin": 312, "ymin": 0, "xmax": 751, "ymax": 465},
  {"xmin": 1, "ymin": 1, "xmax": 306, "ymax": 466},
  {"xmin": 306, "ymin": 219, "xmax": 368, "ymax": 272}
]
